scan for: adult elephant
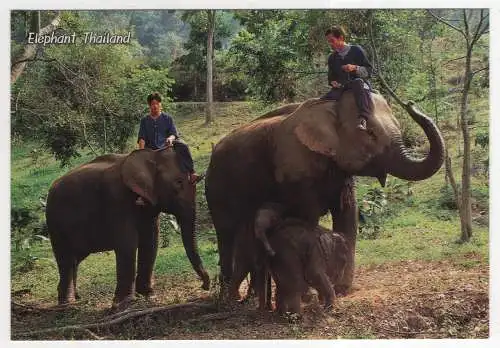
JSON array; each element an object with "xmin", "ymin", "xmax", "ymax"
[
  {"xmin": 205, "ymin": 91, "xmax": 444, "ymax": 299},
  {"xmin": 46, "ymin": 148, "xmax": 210, "ymax": 309}
]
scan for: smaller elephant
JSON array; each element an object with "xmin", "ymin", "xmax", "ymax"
[
  {"xmin": 266, "ymin": 218, "xmax": 348, "ymax": 314},
  {"xmin": 46, "ymin": 148, "xmax": 210, "ymax": 310}
]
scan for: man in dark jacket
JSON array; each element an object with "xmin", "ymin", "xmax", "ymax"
[
  {"xmin": 322, "ymin": 26, "xmax": 374, "ymax": 131},
  {"xmin": 137, "ymin": 92, "xmax": 202, "ymax": 183}
]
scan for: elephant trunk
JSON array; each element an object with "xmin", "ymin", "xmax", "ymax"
[
  {"xmin": 178, "ymin": 205, "xmax": 210, "ymax": 290},
  {"xmin": 387, "ymin": 102, "xmax": 445, "ymax": 181}
]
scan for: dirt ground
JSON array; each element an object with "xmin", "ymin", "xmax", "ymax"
[{"xmin": 11, "ymin": 257, "xmax": 489, "ymax": 340}]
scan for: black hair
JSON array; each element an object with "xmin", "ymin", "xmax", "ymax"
[
  {"xmin": 325, "ymin": 25, "xmax": 346, "ymax": 39},
  {"xmin": 147, "ymin": 92, "xmax": 162, "ymax": 104}
]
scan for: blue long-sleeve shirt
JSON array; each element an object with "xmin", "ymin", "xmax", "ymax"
[
  {"xmin": 327, "ymin": 44, "xmax": 373, "ymax": 86},
  {"xmin": 137, "ymin": 112, "xmax": 179, "ymax": 150}
]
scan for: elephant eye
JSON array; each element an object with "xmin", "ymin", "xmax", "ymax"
[{"xmin": 175, "ymin": 178, "xmax": 184, "ymax": 186}]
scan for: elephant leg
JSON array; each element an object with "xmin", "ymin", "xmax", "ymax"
[
  {"xmin": 113, "ymin": 247, "xmax": 137, "ymax": 310},
  {"xmin": 275, "ymin": 285, "xmax": 287, "ymax": 314},
  {"xmin": 55, "ymin": 253, "xmax": 76, "ymax": 305},
  {"xmin": 72, "ymin": 253, "xmax": 88, "ymax": 300},
  {"xmin": 265, "ymin": 269, "xmax": 273, "ymax": 311},
  {"xmin": 254, "ymin": 247, "xmax": 273, "ymax": 311},
  {"xmin": 288, "ymin": 292, "xmax": 302, "ymax": 315},
  {"xmin": 245, "ymin": 269, "xmax": 258, "ymax": 300},
  {"xmin": 136, "ymin": 215, "xmax": 159, "ymax": 298},
  {"xmin": 229, "ymin": 256, "xmax": 250, "ymax": 301},
  {"xmin": 307, "ymin": 271, "xmax": 335, "ymax": 310},
  {"xmin": 254, "ymin": 263, "xmax": 269, "ymax": 311},
  {"xmin": 330, "ymin": 177, "xmax": 358, "ymax": 295},
  {"xmin": 216, "ymin": 224, "xmax": 237, "ymax": 302}
]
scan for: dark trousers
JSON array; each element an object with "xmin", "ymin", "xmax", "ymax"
[
  {"xmin": 320, "ymin": 78, "xmax": 373, "ymax": 120},
  {"xmin": 173, "ymin": 140, "xmax": 195, "ymax": 174}
]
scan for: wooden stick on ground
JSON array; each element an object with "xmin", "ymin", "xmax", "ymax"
[{"xmin": 15, "ymin": 301, "xmax": 216, "ymax": 338}]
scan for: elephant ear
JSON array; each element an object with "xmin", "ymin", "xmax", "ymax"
[
  {"xmin": 121, "ymin": 149, "xmax": 158, "ymax": 205},
  {"xmin": 292, "ymin": 100, "xmax": 339, "ymax": 158},
  {"xmin": 273, "ymin": 100, "xmax": 339, "ymax": 182}
]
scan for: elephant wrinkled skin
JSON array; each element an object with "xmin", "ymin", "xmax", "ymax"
[{"xmin": 46, "ymin": 148, "xmax": 209, "ymax": 309}]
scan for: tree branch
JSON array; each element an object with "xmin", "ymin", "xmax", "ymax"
[
  {"xmin": 368, "ymin": 11, "xmax": 407, "ymax": 109},
  {"xmin": 444, "ymin": 56, "xmax": 466, "ymax": 65},
  {"xmin": 427, "ymin": 10, "xmax": 466, "ymax": 38},
  {"xmin": 14, "ymin": 301, "xmax": 216, "ymax": 338},
  {"xmin": 81, "ymin": 120, "xmax": 100, "ymax": 157},
  {"xmin": 471, "ymin": 66, "xmax": 488, "ymax": 77},
  {"xmin": 470, "ymin": 10, "xmax": 489, "ymax": 47},
  {"xmin": 12, "ymin": 57, "xmax": 57, "ymax": 66}
]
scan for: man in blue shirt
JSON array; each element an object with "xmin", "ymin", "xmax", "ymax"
[
  {"xmin": 137, "ymin": 92, "xmax": 202, "ymax": 185},
  {"xmin": 321, "ymin": 26, "xmax": 374, "ymax": 131}
]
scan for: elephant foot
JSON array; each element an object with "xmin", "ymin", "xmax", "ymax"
[
  {"xmin": 136, "ymin": 285, "xmax": 154, "ymax": 296},
  {"xmin": 334, "ymin": 284, "xmax": 352, "ymax": 297},
  {"xmin": 136, "ymin": 288, "xmax": 157, "ymax": 301},
  {"xmin": 111, "ymin": 295, "xmax": 135, "ymax": 312},
  {"xmin": 200, "ymin": 271, "xmax": 210, "ymax": 290},
  {"xmin": 58, "ymin": 295, "xmax": 77, "ymax": 306}
]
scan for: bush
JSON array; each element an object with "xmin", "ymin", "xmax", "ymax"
[
  {"xmin": 437, "ymin": 185, "xmax": 458, "ymax": 210},
  {"xmin": 357, "ymin": 180, "xmax": 414, "ymax": 239},
  {"xmin": 11, "ymin": 206, "xmax": 50, "ymax": 274}
]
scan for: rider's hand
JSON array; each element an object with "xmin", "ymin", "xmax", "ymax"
[
  {"xmin": 342, "ymin": 64, "xmax": 357, "ymax": 73},
  {"xmin": 165, "ymin": 136, "xmax": 175, "ymax": 147},
  {"xmin": 331, "ymin": 81, "xmax": 342, "ymax": 88}
]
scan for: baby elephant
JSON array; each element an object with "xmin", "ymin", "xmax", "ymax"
[{"xmin": 266, "ymin": 218, "xmax": 348, "ymax": 315}]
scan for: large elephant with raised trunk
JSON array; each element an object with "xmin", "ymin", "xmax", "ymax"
[
  {"xmin": 46, "ymin": 148, "xmax": 210, "ymax": 310},
  {"xmin": 205, "ymin": 91, "xmax": 445, "ymax": 300}
]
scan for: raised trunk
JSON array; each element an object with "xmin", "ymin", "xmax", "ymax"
[
  {"xmin": 330, "ymin": 177, "xmax": 357, "ymax": 295},
  {"xmin": 177, "ymin": 206, "xmax": 210, "ymax": 290},
  {"xmin": 387, "ymin": 102, "xmax": 445, "ymax": 181}
]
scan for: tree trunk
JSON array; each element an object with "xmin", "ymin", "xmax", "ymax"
[
  {"xmin": 445, "ymin": 148, "xmax": 461, "ymax": 213},
  {"xmin": 459, "ymin": 47, "xmax": 474, "ymax": 242},
  {"xmin": 11, "ymin": 11, "xmax": 61, "ymax": 84},
  {"xmin": 205, "ymin": 10, "xmax": 215, "ymax": 125}
]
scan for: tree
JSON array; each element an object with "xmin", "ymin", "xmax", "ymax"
[
  {"xmin": 11, "ymin": 11, "xmax": 61, "ymax": 84},
  {"xmin": 11, "ymin": 11, "xmax": 175, "ymax": 166},
  {"xmin": 427, "ymin": 9, "xmax": 489, "ymax": 242},
  {"xmin": 206, "ymin": 10, "xmax": 215, "ymax": 124}
]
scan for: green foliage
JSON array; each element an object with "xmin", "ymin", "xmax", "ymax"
[
  {"xmin": 358, "ymin": 179, "xmax": 414, "ymax": 240},
  {"xmin": 12, "ymin": 12, "xmax": 176, "ymax": 165},
  {"xmin": 170, "ymin": 11, "xmax": 238, "ymax": 101},
  {"xmin": 437, "ymin": 185, "xmax": 458, "ymax": 210},
  {"xmin": 11, "ymin": 205, "xmax": 50, "ymax": 274},
  {"xmin": 158, "ymin": 214, "xmax": 180, "ymax": 248},
  {"xmin": 229, "ymin": 11, "xmax": 313, "ymax": 101},
  {"xmin": 475, "ymin": 131, "xmax": 488, "ymax": 149},
  {"xmin": 45, "ymin": 123, "xmax": 81, "ymax": 167}
]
